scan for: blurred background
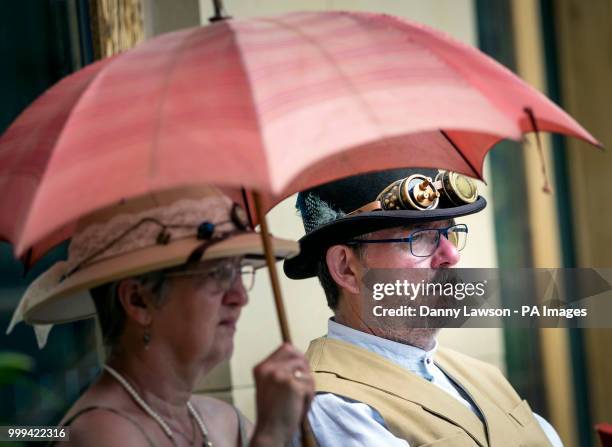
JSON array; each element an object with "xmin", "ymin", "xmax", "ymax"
[{"xmin": 0, "ymin": 1, "xmax": 610, "ymax": 446}]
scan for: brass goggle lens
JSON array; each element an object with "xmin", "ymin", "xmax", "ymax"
[
  {"xmin": 378, "ymin": 174, "xmax": 440, "ymax": 211},
  {"xmin": 435, "ymin": 171, "xmax": 478, "ymax": 206}
]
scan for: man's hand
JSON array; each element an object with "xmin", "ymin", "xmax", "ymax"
[{"xmin": 250, "ymin": 343, "xmax": 315, "ymax": 446}]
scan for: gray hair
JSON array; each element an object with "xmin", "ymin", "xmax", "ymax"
[
  {"xmin": 296, "ymin": 192, "xmax": 367, "ymax": 310},
  {"xmin": 90, "ymin": 269, "xmax": 169, "ymax": 350}
]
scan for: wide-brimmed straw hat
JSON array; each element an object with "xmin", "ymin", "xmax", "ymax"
[
  {"xmin": 9, "ymin": 186, "xmax": 298, "ymax": 331},
  {"xmin": 284, "ymin": 168, "xmax": 486, "ymax": 279}
]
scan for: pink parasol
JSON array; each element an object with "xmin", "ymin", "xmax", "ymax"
[{"xmin": 0, "ymin": 11, "xmax": 600, "ymax": 263}]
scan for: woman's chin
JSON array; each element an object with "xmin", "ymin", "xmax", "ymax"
[
  {"xmin": 220, "ymin": 340, "xmax": 235, "ymax": 360},
  {"xmin": 206, "ymin": 339, "xmax": 235, "ymax": 366},
  {"xmin": 197, "ymin": 326, "xmax": 237, "ymax": 367}
]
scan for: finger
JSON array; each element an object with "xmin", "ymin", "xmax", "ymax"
[
  {"xmin": 296, "ymin": 374, "xmax": 315, "ymax": 399},
  {"xmin": 292, "ymin": 369, "xmax": 307, "ymax": 381},
  {"xmin": 266, "ymin": 342, "xmax": 303, "ymax": 362},
  {"xmin": 290, "ymin": 361, "xmax": 314, "ymax": 383},
  {"xmin": 255, "ymin": 361, "xmax": 304, "ymax": 389},
  {"xmin": 278, "ymin": 355, "xmax": 311, "ymax": 379},
  {"xmin": 290, "ymin": 371, "xmax": 315, "ymax": 397},
  {"xmin": 253, "ymin": 346, "xmax": 304, "ymax": 377},
  {"xmin": 258, "ymin": 357, "xmax": 310, "ymax": 379},
  {"xmin": 269, "ymin": 366, "xmax": 314, "ymax": 397}
]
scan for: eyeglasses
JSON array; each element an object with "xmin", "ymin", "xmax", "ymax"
[
  {"xmin": 346, "ymin": 224, "xmax": 468, "ymax": 258},
  {"xmin": 164, "ymin": 259, "xmax": 256, "ymax": 294}
]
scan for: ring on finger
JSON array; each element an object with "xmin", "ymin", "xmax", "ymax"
[{"xmin": 293, "ymin": 369, "xmax": 305, "ymax": 380}]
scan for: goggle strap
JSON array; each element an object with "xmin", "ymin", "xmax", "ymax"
[{"xmin": 347, "ymin": 200, "xmax": 383, "ymax": 215}]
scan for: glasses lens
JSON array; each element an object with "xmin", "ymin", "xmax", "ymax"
[
  {"xmin": 241, "ymin": 265, "xmax": 256, "ymax": 291},
  {"xmin": 410, "ymin": 229, "xmax": 440, "ymax": 257},
  {"xmin": 199, "ymin": 262, "xmax": 234, "ymax": 293},
  {"xmin": 447, "ymin": 225, "xmax": 467, "ymax": 251},
  {"xmin": 165, "ymin": 258, "xmax": 249, "ymax": 294}
]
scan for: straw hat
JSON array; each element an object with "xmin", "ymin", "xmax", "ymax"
[{"xmin": 9, "ymin": 186, "xmax": 298, "ymax": 331}]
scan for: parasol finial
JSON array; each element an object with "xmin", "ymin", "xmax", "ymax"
[{"xmin": 209, "ymin": 0, "xmax": 231, "ymax": 22}]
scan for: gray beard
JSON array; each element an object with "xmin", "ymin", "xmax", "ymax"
[
  {"xmin": 364, "ymin": 268, "xmax": 461, "ymax": 350},
  {"xmin": 378, "ymin": 327, "xmax": 439, "ymax": 351}
]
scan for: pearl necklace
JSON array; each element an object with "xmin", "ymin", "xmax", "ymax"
[{"xmin": 104, "ymin": 365, "xmax": 212, "ymax": 447}]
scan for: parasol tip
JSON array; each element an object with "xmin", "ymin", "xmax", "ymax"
[{"xmin": 209, "ymin": 0, "xmax": 231, "ymax": 22}]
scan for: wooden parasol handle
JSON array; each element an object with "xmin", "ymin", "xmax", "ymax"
[
  {"xmin": 252, "ymin": 192, "xmax": 292, "ymax": 342},
  {"xmin": 251, "ymin": 191, "xmax": 318, "ymax": 447}
]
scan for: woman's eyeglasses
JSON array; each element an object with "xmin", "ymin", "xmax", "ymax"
[{"xmin": 164, "ymin": 259, "xmax": 256, "ymax": 293}]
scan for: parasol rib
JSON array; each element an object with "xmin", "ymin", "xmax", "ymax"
[{"xmin": 439, "ymin": 130, "xmax": 481, "ymax": 180}]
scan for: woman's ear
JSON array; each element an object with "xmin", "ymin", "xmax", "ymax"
[
  {"xmin": 117, "ymin": 279, "xmax": 153, "ymax": 326},
  {"xmin": 326, "ymin": 245, "xmax": 363, "ymax": 295}
]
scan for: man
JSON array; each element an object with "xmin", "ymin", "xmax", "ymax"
[{"xmin": 285, "ymin": 169, "xmax": 562, "ymax": 446}]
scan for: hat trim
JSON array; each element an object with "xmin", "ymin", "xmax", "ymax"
[{"xmin": 22, "ymin": 232, "xmax": 298, "ymax": 325}]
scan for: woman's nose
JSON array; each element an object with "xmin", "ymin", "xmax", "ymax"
[
  {"xmin": 430, "ymin": 233, "xmax": 461, "ymax": 268},
  {"xmin": 224, "ymin": 276, "xmax": 249, "ymax": 307}
]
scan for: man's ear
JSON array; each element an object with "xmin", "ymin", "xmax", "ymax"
[
  {"xmin": 326, "ymin": 245, "xmax": 363, "ymax": 295},
  {"xmin": 117, "ymin": 279, "xmax": 153, "ymax": 326}
]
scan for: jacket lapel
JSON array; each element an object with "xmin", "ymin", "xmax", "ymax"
[
  {"xmin": 309, "ymin": 338, "xmax": 488, "ymax": 447},
  {"xmin": 435, "ymin": 349, "xmax": 522, "ymax": 447}
]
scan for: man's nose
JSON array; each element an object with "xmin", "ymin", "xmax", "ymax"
[{"xmin": 430, "ymin": 233, "xmax": 461, "ymax": 268}]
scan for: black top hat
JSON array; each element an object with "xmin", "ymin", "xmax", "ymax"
[{"xmin": 283, "ymin": 168, "xmax": 486, "ymax": 279}]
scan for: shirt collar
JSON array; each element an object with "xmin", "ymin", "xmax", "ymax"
[{"xmin": 327, "ymin": 319, "xmax": 437, "ymax": 378}]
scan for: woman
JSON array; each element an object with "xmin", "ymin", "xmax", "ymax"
[{"xmin": 10, "ymin": 186, "xmax": 314, "ymax": 446}]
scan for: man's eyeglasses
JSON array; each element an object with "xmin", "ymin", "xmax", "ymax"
[
  {"xmin": 164, "ymin": 259, "xmax": 256, "ymax": 293},
  {"xmin": 346, "ymin": 224, "xmax": 468, "ymax": 258}
]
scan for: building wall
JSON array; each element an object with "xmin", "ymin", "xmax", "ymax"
[
  {"xmin": 552, "ymin": 0, "xmax": 612, "ymax": 439},
  {"xmin": 509, "ymin": 1, "xmax": 576, "ymax": 444}
]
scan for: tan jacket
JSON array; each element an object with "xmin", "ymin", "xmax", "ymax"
[{"xmin": 306, "ymin": 337, "xmax": 552, "ymax": 447}]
